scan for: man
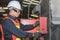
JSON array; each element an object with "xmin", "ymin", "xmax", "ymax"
[{"xmin": 1, "ymin": 0, "xmax": 40, "ymax": 40}]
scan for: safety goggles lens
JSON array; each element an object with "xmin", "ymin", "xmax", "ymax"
[{"xmin": 14, "ymin": 9, "xmax": 20, "ymax": 13}]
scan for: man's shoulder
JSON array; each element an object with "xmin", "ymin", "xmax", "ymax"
[{"xmin": 2, "ymin": 18, "xmax": 12, "ymax": 23}]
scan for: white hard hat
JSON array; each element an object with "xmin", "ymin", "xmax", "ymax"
[{"xmin": 7, "ymin": 1, "xmax": 21, "ymax": 10}]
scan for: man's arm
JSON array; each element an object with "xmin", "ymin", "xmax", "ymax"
[
  {"xmin": 20, "ymin": 21, "xmax": 40, "ymax": 31},
  {"xmin": 2, "ymin": 19, "xmax": 33, "ymax": 37},
  {"xmin": 20, "ymin": 23, "xmax": 35, "ymax": 31}
]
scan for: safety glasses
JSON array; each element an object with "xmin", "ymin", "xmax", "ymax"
[{"xmin": 13, "ymin": 9, "xmax": 20, "ymax": 13}]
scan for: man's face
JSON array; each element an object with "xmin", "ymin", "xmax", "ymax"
[{"xmin": 13, "ymin": 9, "xmax": 20, "ymax": 17}]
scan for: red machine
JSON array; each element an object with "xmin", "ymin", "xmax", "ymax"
[{"xmin": 21, "ymin": 17, "xmax": 48, "ymax": 40}]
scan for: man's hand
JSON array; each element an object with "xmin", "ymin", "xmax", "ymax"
[
  {"xmin": 34, "ymin": 21, "xmax": 40, "ymax": 27},
  {"xmin": 26, "ymin": 32, "xmax": 41, "ymax": 38},
  {"xmin": 27, "ymin": 33, "xmax": 33, "ymax": 38},
  {"xmin": 34, "ymin": 32, "xmax": 41, "ymax": 38}
]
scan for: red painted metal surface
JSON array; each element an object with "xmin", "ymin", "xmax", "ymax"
[
  {"xmin": 40, "ymin": 17, "xmax": 48, "ymax": 34},
  {"xmin": 21, "ymin": 17, "xmax": 48, "ymax": 34}
]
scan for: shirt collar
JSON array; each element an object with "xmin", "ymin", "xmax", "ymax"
[{"xmin": 8, "ymin": 15, "xmax": 16, "ymax": 20}]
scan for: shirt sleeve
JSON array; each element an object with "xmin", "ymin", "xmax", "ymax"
[
  {"xmin": 2, "ymin": 19, "xmax": 31, "ymax": 37},
  {"xmin": 20, "ymin": 23, "xmax": 35, "ymax": 31}
]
